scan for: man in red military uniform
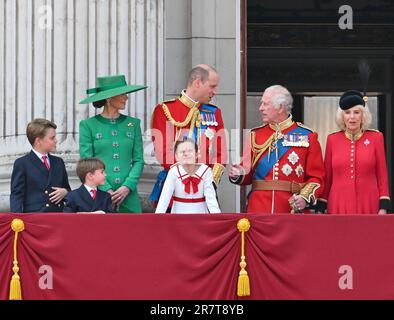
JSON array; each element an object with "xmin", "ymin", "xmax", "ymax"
[
  {"xmin": 229, "ymin": 85, "xmax": 324, "ymax": 214},
  {"xmin": 150, "ymin": 64, "xmax": 227, "ymax": 203}
]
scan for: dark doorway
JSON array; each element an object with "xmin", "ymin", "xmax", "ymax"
[{"xmin": 245, "ymin": 0, "xmax": 394, "ymax": 211}]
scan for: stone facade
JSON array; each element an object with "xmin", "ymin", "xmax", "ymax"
[{"xmin": 0, "ymin": 0, "xmax": 240, "ymax": 213}]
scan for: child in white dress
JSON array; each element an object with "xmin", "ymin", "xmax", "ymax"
[{"xmin": 155, "ymin": 138, "xmax": 221, "ymax": 213}]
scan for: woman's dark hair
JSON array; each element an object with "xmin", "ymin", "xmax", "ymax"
[
  {"xmin": 174, "ymin": 138, "xmax": 198, "ymax": 153},
  {"xmin": 93, "ymin": 99, "xmax": 106, "ymax": 108}
]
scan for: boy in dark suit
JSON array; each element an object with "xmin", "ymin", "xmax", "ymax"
[
  {"xmin": 10, "ymin": 119, "xmax": 71, "ymax": 212},
  {"xmin": 63, "ymin": 158, "xmax": 113, "ymax": 213}
]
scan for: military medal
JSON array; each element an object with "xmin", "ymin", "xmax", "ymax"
[
  {"xmin": 207, "ymin": 114, "xmax": 212, "ymax": 126},
  {"xmin": 283, "ymin": 134, "xmax": 309, "ymax": 147},
  {"xmin": 364, "ymin": 139, "xmax": 370, "ymax": 146},
  {"xmin": 295, "ymin": 164, "xmax": 304, "ymax": 177},
  {"xmin": 201, "ymin": 113, "xmax": 207, "ymax": 125},
  {"xmin": 212, "ymin": 114, "xmax": 218, "ymax": 126}
]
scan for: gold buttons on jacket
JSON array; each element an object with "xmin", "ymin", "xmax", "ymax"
[{"xmin": 350, "ymin": 142, "xmax": 355, "ymax": 179}]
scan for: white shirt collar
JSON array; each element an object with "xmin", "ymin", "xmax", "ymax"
[
  {"xmin": 84, "ymin": 184, "xmax": 97, "ymax": 194},
  {"xmin": 32, "ymin": 149, "xmax": 49, "ymax": 162},
  {"xmin": 181, "ymin": 90, "xmax": 198, "ymax": 104}
]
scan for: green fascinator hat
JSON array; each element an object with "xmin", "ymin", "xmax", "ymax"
[{"xmin": 79, "ymin": 75, "xmax": 147, "ymax": 105}]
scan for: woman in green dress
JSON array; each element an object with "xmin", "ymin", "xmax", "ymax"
[{"xmin": 79, "ymin": 75, "xmax": 147, "ymax": 213}]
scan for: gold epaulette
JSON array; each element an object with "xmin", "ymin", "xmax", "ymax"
[
  {"xmin": 296, "ymin": 122, "xmax": 315, "ymax": 133},
  {"xmin": 367, "ymin": 128, "xmax": 380, "ymax": 133},
  {"xmin": 151, "ymin": 99, "xmax": 176, "ymax": 129},
  {"xmin": 250, "ymin": 124, "xmax": 267, "ymax": 132}
]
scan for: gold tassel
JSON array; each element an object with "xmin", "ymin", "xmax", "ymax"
[
  {"xmin": 9, "ymin": 218, "xmax": 25, "ymax": 300},
  {"xmin": 237, "ymin": 218, "xmax": 251, "ymax": 297}
]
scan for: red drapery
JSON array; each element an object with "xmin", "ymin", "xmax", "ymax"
[{"xmin": 1, "ymin": 213, "xmax": 394, "ymax": 300}]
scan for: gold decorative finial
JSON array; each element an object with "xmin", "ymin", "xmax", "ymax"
[
  {"xmin": 9, "ymin": 218, "xmax": 25, "ymax": 300},
  {"xmin": 237, "ymin": 218, "xmax": 250, "ymax": 233},
  {"xmin": 236, "ymin": 218, "xmax": 251, "ymax": 297},
  {"xmin": 11, "ymin": 219, "xmax": 25, "ymax": 233}
]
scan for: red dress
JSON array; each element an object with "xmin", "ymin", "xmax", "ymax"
[{"xmin": 321, "ymin": 130, "xmax": 390, "ymax": 214}]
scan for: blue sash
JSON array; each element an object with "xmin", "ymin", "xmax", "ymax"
[{"xmin": 254, "ymin": 126, "xmax": 311, "ymax": 180}]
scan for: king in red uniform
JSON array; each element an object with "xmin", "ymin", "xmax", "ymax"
[
  {"xmin": 230, "ymin": 85, "xmax": 325, "ymax": 214},
  {"xmin": 150, "ymin": 64, "xmax": 227, "ymax": 203}
]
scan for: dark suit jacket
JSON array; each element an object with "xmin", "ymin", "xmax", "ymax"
[
  {"xmin": 63, "ymin": 185, "xmax": 113, "ymax": 213},
  {"xmin": 10, "ymin": 151, "xmax": 71, "ymax": 212}
]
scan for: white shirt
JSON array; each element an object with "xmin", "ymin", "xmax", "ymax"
[
  {"xmin": 32, "ymin": 149, "xmax": 50, "ymax": 167},
  {"xmin": 84, "ymin": 184, "xmax": 97, "ymax": 198}
]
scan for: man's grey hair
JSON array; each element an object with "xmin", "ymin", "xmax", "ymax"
[{"xmin": 264, "ymin": 85, "xmax": 293, "ymax": 114}]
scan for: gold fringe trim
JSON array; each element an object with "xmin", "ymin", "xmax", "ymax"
[
  {"xmin": 251, "ymin": 131, "xmax": 275, "ymax": 168},
  {"xmin": 299, "ymin": 182, "xmax": 321, "ymax": 204},
  {"xmin": 162, "ymin": 103, "xmax": 198, "ymax": 128},
  {"xmin": 237, "ymin": 218, "xmax": 251, "ymax": 297},
  {"xmin": 212, "ymin": 163, "xmax": 225, "ymax": 186},
  {"xmin": 9, "ymin": 219, "xmax": 25, "ymax": 300}
]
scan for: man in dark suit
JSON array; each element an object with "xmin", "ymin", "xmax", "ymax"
[
  {"xmin": 10, "ymin": 119, "xmax": 71, "ymax": 212},
  {"xmin": 63, "ymin": 158, "xmax": 113, "ymax": 213}
]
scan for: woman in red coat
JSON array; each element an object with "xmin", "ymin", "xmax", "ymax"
[{"xmin": 318, "ymin": 90, "xmax": 391, "ymax": 214}]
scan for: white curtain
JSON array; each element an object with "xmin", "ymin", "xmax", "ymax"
[{"xmin": 304, "ymin": 96, "xmax": 378, "ymax": 156}]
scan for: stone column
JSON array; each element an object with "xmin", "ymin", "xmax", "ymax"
[
  {"xmin": 163, "ymin": 0, "xmax": 240, "ymax": 212},
  {"xmin": 0, "ymin": 0, "xmax": 164, "ymax": 211}
]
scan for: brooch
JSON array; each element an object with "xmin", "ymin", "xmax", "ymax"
[
  {"xmin": 281, "ymin": 164, "xmax": 293, "ymax": 176},
  {"xmin": 287, "ymin": 151, "xmax": 300, "ymax": 165},
  {"xmin": 295, "ymin": 164, "xmax": 304, "ymax": 177}
]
